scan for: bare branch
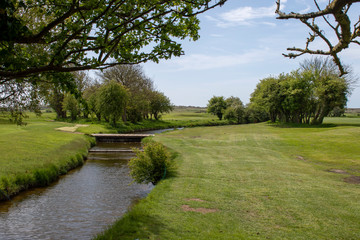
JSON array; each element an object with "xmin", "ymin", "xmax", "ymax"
[{"xmin": 275, "ymin": 0, "xmax": 360, "ymax": 76}]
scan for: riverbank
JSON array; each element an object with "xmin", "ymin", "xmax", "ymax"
[
  {"xmin": 0, "ymin": 116, "xmax": 94, "ymax": 200},
  {"xmin": 95, "ymin": 118, "xmax": 360, "ymax": 239},
  {"xmin": 0, "ymin": 109, "xmax": 228, "ymax": 200}
]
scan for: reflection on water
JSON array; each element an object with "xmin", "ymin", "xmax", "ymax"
[{"xmin": 0, "ymin": 142, "xmax": 152, "ymax": 240}]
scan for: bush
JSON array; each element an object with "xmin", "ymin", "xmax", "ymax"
[{"xmin": 128, "ymin": 140, "xmax": 173, "ymax": 185}]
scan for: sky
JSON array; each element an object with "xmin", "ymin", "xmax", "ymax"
[{"xmin": 140, "ymin": 0, "xmax": 360, "ymax": 108}]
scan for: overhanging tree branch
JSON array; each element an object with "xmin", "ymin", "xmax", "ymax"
[
  {"xmin": 0, "ymin": 0, "xmax": 227, "ymax": 81},
  {"xmin": 275, "ymin": 0, "xmax": 360, "ymax": 76}
]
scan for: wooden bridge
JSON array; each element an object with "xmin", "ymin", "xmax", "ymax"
[{"xmin": 91, "ymin": 133, "xmax": 154, "ymax": 142}]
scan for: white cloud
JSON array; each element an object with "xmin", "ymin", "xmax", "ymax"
[
  {"xmin": 222, "ymin": 6, "xmax": 275, "ymax": 22},
  {"xmin": 207, "ymin": 4, "xmax": 280, "ymax": 27},
  {"xmin": 161, "ymin": 48, "xmax": 276, "ymax": 72},
  {"xmin": 210, "ymin": 34, "xmax": 224, "ymax": 38}
]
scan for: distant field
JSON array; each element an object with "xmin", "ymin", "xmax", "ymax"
[
  {"xmin": 162, "ymin": 106, "xmax": 215, "ymax": 121},
  {"xmin": 324, "ymin": 116, "xmax": 360, "ymax": 125},
  {"xmin": 345, "ymin": 108, "xmax": 360, "ymax": 114},
  {"xmin": 97, "ymin": 118, "xmax": 360, "ymax": 240},
  {"xmin": 345, "ymin": 108, "xmax": 360, "ymax": 117}
]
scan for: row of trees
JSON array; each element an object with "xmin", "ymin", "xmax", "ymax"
[
  {"xmin": 0, "ymin": 65, "xmax": 173, "ymax": 126},
  {"xmin": 207, "ymin": 96, "xmax": 243, "ymax": 123},
  {"xmin": 56, "ymin": 65, "xmax": 173, "ymax": 126},
  {"xmin": 207, "ymin": 96, "xmax": 268, "ymax": 124},
  {"xmin": 207, "ymin": 58, "xmax": 352, "ymax": 125},
  {"xmin": 250, "ymin": 58, "xmax": 350, "ymax": 124}
]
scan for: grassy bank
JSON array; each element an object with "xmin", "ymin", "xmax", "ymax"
[
  {"xmin": 0, "ymin": 108, "xmax": 227, "ymax": 200},
  {"xmin": 96, "ymin": 118, "xmax": 360, "ymax": 239},
  {"xmin": 0, "ymin": 114, "xmax": 94, "ymax": 200}
]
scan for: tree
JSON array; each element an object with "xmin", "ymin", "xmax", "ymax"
[
  {"xmin": 224, "ymin": 96, "xmax": 245, "ymax": 124},
  {"xmin": 207, "ymin": 96, "xmax": 227, "ymax": 120},
  {"xmin": 243, "ymin": 103, "xmax": 269, "ymax": 123},
  {"xmin": 46, "ymin": 87, "xmax": 67, "ymax": 119},
  {"xmin": 83, "ymin": 82, "xmax": 102, "ymax": 121},
  {"xmin": 129, "ymin": 140, "xmax": 173, "ymax": 185},
  {"xmin": 275, "ymin": 0, "xmax": 360, "ymax": 76},
  {"xmin": 149, "ymin": 91, "xmax": 173, "ymax": 120},
  {"xmin": 250, "ymin": 58, "xmax": 349, "ymax": 124},
  {"xmin": 1, "ymin": 0, "xmax": 227, "ymax": 81},
  {"xmin": 250, "ymin": 76, "xmax": 282, "ymax": 123},
  {"xmin": 300, "ymin": 57, "xmax": 349, "ymax": 124},
  {"xmin": 62, "ymin": 93, "xmax": 79, "ymax": 121},
  {"xmin": 98, "ymin": 64, "xmax": 155, "ymax": 122},
  {"xmin": 97, "ymin": 80, "xmax": 128, "ymax": 126},
  {"xmin": 0, "ymin": 78, "xmax": 43, "ymax": 124},
  {"xmin": 41, "ymin": 73, "xmax": 80, "ymax": 119}
]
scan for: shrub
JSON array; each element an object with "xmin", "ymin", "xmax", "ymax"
[{"xmin": 128, "ymin": 141, "xmax": 173, "ymax": 185}]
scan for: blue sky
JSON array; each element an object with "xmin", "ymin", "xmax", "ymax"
[{"xmin": 141, "ymin": 0, "xmax": 360, "ymax": 107}]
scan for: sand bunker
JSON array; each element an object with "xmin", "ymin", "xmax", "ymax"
[
  {"xmin": 328, "ymin": 169, "xmax": 348, "ymax": 174},
  {"xmin": 56, "ymin": 124, "xmax": 88, "ymax": 133}
]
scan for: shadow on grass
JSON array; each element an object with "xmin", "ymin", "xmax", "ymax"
[
  {"xmin": 268, "ymin": 122, "xmax": 360, "ymax": 129},
  {"xmin": 0, "ymin": 118, "xmax": 12, "ymax": 124},
  {"xmin": 94, "ymin": 207, "xmax": 168, "ymax": 240},
  {"xmin": 267, "ymin": 122, "xmax": 338, "ymax": 129}
]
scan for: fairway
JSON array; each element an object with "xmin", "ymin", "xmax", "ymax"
[{"xmin": 97, "ymin": 119, "xmax": 360, "ymax": 240}]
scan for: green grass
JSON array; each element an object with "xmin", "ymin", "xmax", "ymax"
[
  {"xmin": 162, "ymin": 106, "xmax": 214, "ymax": 121},
  {"xmin": 0, "ymin": 108, "xmax": 225, "ymax": 199},
  {"xmin": 0, "ymin": 113, "xmax": 93, "ymax": 199},
  {"xmin": 74, "ymin": 107, "xmax": 229, "ymax": 134},
  {"xmin": 96, "ymin": 119, "xmax": 360, "ymax": 239}
]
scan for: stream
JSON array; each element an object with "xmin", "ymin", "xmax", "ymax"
[{"xmin": 0, "ymin": 141, "xmax": 153, "ymax": 240}]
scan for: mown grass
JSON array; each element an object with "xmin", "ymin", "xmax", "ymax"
[
  {"xmin": 76, "ymin": 107, "xmax": 229, "ymax": 134},
  {"xmin": 0, "ymin": 114, "xmax": 93, "ymax": 199},
  {"xmin": 162, "ymin": 106, "xmax": 213, "ymax": 121},
  {"xmin": 96, "ymin": 118, "xmax": 360, "ymax": 239}
]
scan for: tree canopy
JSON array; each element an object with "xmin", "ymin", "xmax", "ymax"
[
  {"xmin": 0, "ymin": 0, "xmax": 226, "ymax": 81},
  {"xmin": 207, "ymin": 96, "xmax": 227, "ymax": 120},
  {"xmin": 276, "ymin": 0, "xmax": 360, "ymax": 76},
  {"xmin": 97, "ymin": 80, "xmax": 128, "ymax": 126},
  {"xmin": 250, "ymin": 58, "xmax": 349, "ymax": 124}
]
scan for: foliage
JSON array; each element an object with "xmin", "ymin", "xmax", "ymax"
[
  {"xmin": 149, "ymin": 91, "xmax": 174, "ymax": 120},
  {"xmin": 243, "ymin": 103, "xmax": 269, "ymax": 123},
  {"xmin": 0, "ymin": 0, "xmax": 227, "ymax": 80},
  {"xmin": 250, "ymin": 58, "xmax": 349, "ymax": 124},
  {"xmin": 328, "ymin": 106, "xmax": 345, "ymax": 117},
  {"xmin": 207, "ymin": 96, "xmax": 227, "ymax": 120},
  {"xmin": 97, "ymin": 80, "xmax": 128, "ymax": 126},
  {"xmin": 62, "ymin": 93, "xmax": 79, "ymax": 121},
  {"xmin": 128, "ymin": 140, "xmax": 173, "ymax": 185},
  {"xmin": 0, "ymin": 79, "xmax": 42, "ymax": 124},
  {"xmin": 224, "ymin": 96, "xmax": 245, "ymax": 123},
  {"xmin": 98, "ymin": 65, "xmax": 154, "ymax": 123},
  {"xmin": 83, "ymin": 83, "xmax": 101, "ymax": 121}
]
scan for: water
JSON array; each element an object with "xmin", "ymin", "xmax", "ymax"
[
  {"xmin": 134, "ymin": 127, "xmax": 183, "ymax": 134},
  {"xmin": 0, "ymin": 142, "xmax": 153, "ymax": 240}
]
